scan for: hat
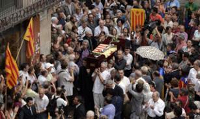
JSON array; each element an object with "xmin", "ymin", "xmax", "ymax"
[{"xmin": 45, "ymin": 63, "xmax": 53, "ymax": 69}]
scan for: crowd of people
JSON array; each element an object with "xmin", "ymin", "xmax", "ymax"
[{"xmin": 0, "ymin": 0, "xmax": 200, "ymax": 119}]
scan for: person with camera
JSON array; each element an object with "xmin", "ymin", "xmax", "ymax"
[{"xmin": 49, "ymin": 87, "xmax": 68, "ymax": 119}]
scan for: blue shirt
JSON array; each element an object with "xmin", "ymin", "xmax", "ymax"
[
  {"xmin": 101, "ymin": 104, "xmax": 116, "ymax": 119},
  {"xmin": 165, "ymin": 0, "xmax": 180, "ymax": 9}
]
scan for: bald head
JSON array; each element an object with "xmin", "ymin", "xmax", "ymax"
[
  {"xmin": 39, "ymin": 88, "xmax": 45, "ymax": 99},
  {"xmin": 86, "ymin": 110, "xmax": 94, "ymax": 119}
]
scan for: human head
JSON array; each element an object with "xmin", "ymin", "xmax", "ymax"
[
  {"xmin": 106, "ymin": 80, "xmax": 114, "ymax": 89},
  {"xmin": 118, "ymin": 70, "xmax": 124, "ymax": 79},
  {"xmin": 117, "ymin": 50, "xmax": 123, "ymax": 60},
  {"xmin": 136, "ymin": 83, "xmax": 143, "ymax": 93},
  {"xmin": 38, "ymin": 88, "xmax": 45, "ymax": 99},
  {"xmin": 26, "ymin": 97, "xmax": 34, "ymax": 107},
  {"xmin": 82, "ymin": 40, "xmax": 89, "ymax": 49},
  {"xmin": 173, "ymin": 106, "xmax": 182, "ymax": 117},
  {"xmin": 193, "ymin": 60, "xmax": 200, "ymax": 71},
  {"xmin": 141, "ymin": 66, "xmax": 148, "ymax": 75},
  {"xmin": 104, "ymin": 96, "xmax": 112, "ymax": 105},
  {"xmin": 170, "ymin": 78, "xmax": 179, "ymax": 88},
  {"xmin": 179, "ymin": 25, "xmax": 185, "ymax": 33},
  {"xmin": 100, "ymin": 62, "xmax": 107, "ymax": 72},
  {"xmin": 124, "ymin": 47, "xmax": 130, "ymax": 55},
  {"xmin": 40, "ymin": 54, "xmax": 46, "ymax": 62},
  {"xmin": 99, "ymin": 20, "xmax": 105, "ymax": 28},
  {"xmin": 73, "ymin": 96, "xmax": 82, "ymax": 105},
  {"xmin": 114, "ymin": 73, "xmax": 121, "ymax": 83},
  {"xmin": 149, "ymin": 81, "xmax": 156, "ymax": 92},
  {"xmin": 21, "ymin": 63, "xmax": 29, "ymax": 72},
  {"xmin": 152, "ymin": 91, "xmax": 160, "ymax": 102},
  {"xmin": 187, "ymin": 40, "xmax": 193, "ymax": 47},
  {"xmin": 134, "ymin": 70, "xmax": 142, "ymax": 80},
  {"xmin": 86, "ymin": 110, "xmax": 95, "ymax": 119},
  {"xmin": 88, "ymin": 13, "xmax": 94, "ymax": 22},
  {"xmin": 61, "ymin": 59, "xmax": 68, "ymax": 69}
]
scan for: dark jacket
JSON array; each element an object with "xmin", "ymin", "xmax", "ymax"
[
  {"xmin": 114, "ymin": 58, "xmax": 126, "ymax": 70},
  {"xmin": 18, "ymin": 105, "xmax": 37, "ymax": 119},
  {"xmin": 74, "ymin": 103, "xmax": 86, "ymax": 119}
]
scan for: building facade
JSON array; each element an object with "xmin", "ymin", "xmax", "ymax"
[{"xmin": 0, "ymin": 0, "xmax": 61, "ymax": 72}]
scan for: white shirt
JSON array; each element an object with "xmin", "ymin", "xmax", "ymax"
[
  {"xmin": 121, "ymin": 76, "xmax": 130, "ymax": 88},
  {"xmin": 118, "ymin": 76, "xmax": 130, "ymax": 94},
  {"xmin": 94, "ymin": 26, "xmax": 109, "ymax": 37},
  {"xmin": 19, "ymin": 70, "xmax": 29, "ymax": 85},
  {"xmin": 35, "ymin": 94, "xmax": 49, "ymax": 111},
  {"xmin": 92, "ymin": 2, "xmax": 104, "ymax": 12},
  {"xmin": 118, "ymin": 81, "xmax": 126, "ymax": 94},
  {"xmin": 28, "ymin": 74, "xmax": 37, "ymax": 83},
  {"xmin": 188, "ymin": 68, "xmax": 197, "ymax": 85},
  {"xmin": 52, "ymin": 95, "xmax": 68, "ymax": 108},
  {"xmin": 78, "ymin": 26, "xmax": 91, "ymax": 40},
  {"xmin": 123, "ymin": 53, "xmax": 133, "ymax": 70},
  {"xmin": 92, "ymin": 70, "xmax": 111, "ymax": 94},
  {"xmin": 38, "ymin": 75, "xmax": 47, "ymax": 85},
  {"xmin": 193, "ymin": 30, "xmax": 200, "ymax": 41},
  {"xmin": 164, "ymin": 21, "xmax": 173, "ymax": 29},
  {"xmin": 146, "ymin": 98, "xmax": 165, "ymax": 117}
]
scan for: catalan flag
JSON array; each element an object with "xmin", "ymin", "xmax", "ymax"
[
  {"xmin": 131, "ymin": 8, "xmax": 145, "ymax": 31},
  {"xmin": 5, "ymin": 44, "xmax": 19, "ymax": 89},
  {"xmin": 24, "ymin": 17, "xmax": 35, "ymax": 58}
]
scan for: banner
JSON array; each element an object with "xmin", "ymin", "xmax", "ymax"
[{"xmin": 131, "ymin": 9, "xmax": 145, "ymax": 31}]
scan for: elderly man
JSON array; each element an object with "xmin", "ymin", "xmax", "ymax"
[
  {"xmin": 78, "ymin": 19, "xmax": 92, "ymax": 41},
  {"xmin": 94, "ymin": 20, "xmax": 109, "ymax": 37},
  {"xmin": 188, "ymin": 60, "xmax": 200, "ymax": 92},
  {"xmin": 132, "ymin": 70, "xmax": 151, "ymax": 102},
  {"xmin": 145, "ymin": 91, "xmax": 165, "ymax": 119},
  {"xmin": 35, "ymin": 88, "xmax": 49, "ymax": 119},
  {"xmin": 92, "ymin": 62, "xmax": 111, "ymax": 108},
  {"xmin": 86, "ymin": 110, "xmax": 95, "ymax": 119}
]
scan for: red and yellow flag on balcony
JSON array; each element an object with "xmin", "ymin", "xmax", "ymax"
[
  {"xmin": 131, "ymin": 9, "xmax": 145, "ymax": 31},
  {"xmin": 5, "ymin": 44, "xmax": 19, "ymax": 89},
  {"xmin": 24, "ymin": 17, "xmax": 35, "ymax": 58}
]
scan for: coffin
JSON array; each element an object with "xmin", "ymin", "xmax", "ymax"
[{"xmin": 87, "ymin": 37, "xmax": 125, "ymax": 69}]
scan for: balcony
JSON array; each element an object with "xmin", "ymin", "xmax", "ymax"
[{"xmin": 0, "ymin": 0, "xmax": 62, "ymax": 33}]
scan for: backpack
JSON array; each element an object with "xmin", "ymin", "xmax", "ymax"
[{"xmin": 47, "ymin": 95, "xmax": 59, "ymax": 117}]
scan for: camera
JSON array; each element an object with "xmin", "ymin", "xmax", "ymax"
[
  {"xmin": 141, "ymin": 20, "xmax": 161, "ymax": 36},
  {"xmin": 58, "ymin": 105, "xmax": 64, "ymax": 114}
]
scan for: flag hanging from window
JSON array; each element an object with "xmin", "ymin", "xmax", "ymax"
[
  {"xmin": 5, "ymin": 44, "xmax": 19, "ymax": 89},
  {"xmin": 131, "ymin": 9, "xmax": 145, "ymax": 31},
  {"xmin": 24, "ymin": 17, "xmax": 35, "ymax": 58}
]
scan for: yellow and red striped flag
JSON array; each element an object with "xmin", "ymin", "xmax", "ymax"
[
  {"xmin": 5, "ymin": 44, "xmax": 19, "ymax": 89},
  {"xmin": 131, "ymin": 8, "xmax": 145, "ymax": 31},
  {"xmin": 24, "ymin": 17, "xmax": 35, "ymax": 58}
]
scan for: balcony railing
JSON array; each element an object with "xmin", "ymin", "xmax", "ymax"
[{"xmin": 0, "ymin": 0, "xmax": 62, "ymax": 33}]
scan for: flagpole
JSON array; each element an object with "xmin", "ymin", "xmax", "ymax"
[{"xmin": 15, "ymin": 39, "xmax": 25, "ymax": 61}]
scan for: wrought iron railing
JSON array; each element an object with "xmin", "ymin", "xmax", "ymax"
[{"xmin": 0, "ymin": 0, "xmax": 62, "ymax": 33}]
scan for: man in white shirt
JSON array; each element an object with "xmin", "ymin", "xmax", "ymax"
[
  {"xmin": 94, "ymin": 20, "xmax": 109, "ymax": 37},
  {"xmin": 188, "ymin": 60, "xmax": 200, "ymax": 91},
  {"xmin": 92, "ymin": 62, "xmax": 111, "ymax": 108},
  {"xmin": 19, "ymin": 63, "xmax": 29, "ymax": 85},
  {"xmin": 40, "ymin": 54, "xmax": 46, "ymax": 70},
  {"xmin": 35, "ymin": 88, "xmax": 49, "ymax": 119},
  {"xmin": 145, "ymin": 91, "xmax": 165, "ymax": 118},
  {"xmin": 117, "ymin": 70, "xmax": 130, "ymax": 94},
  {"xmin": 38, "ymin": 70, "xmax": 48, "ymax": 86},
  {"xmin": 164, "ymin": 14, "xmax": 173, "ymax": 29},
  {"xmin": 123, "ymin": 47, "xmax": 133, "ymax": 77},
  {"xmin": 92, "ymin": 0, "xmax": 104, "ymax": 13},
  {"xmin": 78, "ymin": 19, "xmax": 92, "ymax": 41}
]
